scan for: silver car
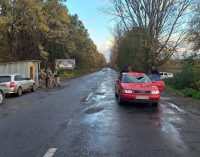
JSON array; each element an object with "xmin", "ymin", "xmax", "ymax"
[{"xmin": 0, "ymin": 74, "xmax": 36, "ymax": 96}]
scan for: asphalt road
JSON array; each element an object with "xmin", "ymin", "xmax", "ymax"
[{"xmin": 0, "ymin": 68, "xmax": 200, "ymax": 157}]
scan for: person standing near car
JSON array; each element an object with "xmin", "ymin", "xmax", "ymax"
[
  {"xmin": 120, "ymin": 64, "xmax": 132, "ymax": 73},
  {"xmin": 150, "ymin": 66, "xmax": 161, "ymax": 80},
  {"xmin": 119, "ymin": 64, "xmax": 132, "ymax": 79},
  {"xmin": 151, "ymin": 66, "xmax": 160, "ymax": 75}
]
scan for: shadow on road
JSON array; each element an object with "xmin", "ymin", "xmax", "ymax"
[{"xmin": 118, "ymin": 102, "xmax": 159, "ymax": 114}]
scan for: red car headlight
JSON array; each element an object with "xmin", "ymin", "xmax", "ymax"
[
  {"xmin": 151, "ymin": 90, "xmax": 160, "ymax": 95},
  {"xmin": 123, "ymin": 89, "xmax": 133, "ymax": 94}
]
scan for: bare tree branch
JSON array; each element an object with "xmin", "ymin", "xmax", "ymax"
[{"xmin": 109, "ymin": 0, "xmax": 192, "ymax": 66}]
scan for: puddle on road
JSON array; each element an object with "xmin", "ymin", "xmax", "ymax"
[
  {"xmin": 84, "ymin": 106, "xmax": 104, "ymax": 114},
  {"xmin": 168, "ymin": 102, "xmax": 185, "ymax": 113},
  {"xmin": 150, "ymin": 103, "xmax": 188, "ymax": 154},
  {"xmin": 161, "ymin": 119, "xmax": 189, "ymax": 153},
  {"xmin": 95, "ymin": 92, "xmax": 105, "ymax": 95},
  {"xmin": 82, "ymin": 70, "xmax": 190, "ymax": 155},
  {"xmin": 91, "ymin": 95, "xmax": 106, "ymax": 102}
]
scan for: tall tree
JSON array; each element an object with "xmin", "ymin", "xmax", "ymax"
[
  {"xmin": 109, "ymin": 0, "xmax": 192, "ymax": 67},
  {"xmin": 0, "ymin": 0, "xmax": 106, "ymax": 70},
  {"xmin": 189, "ymin": 3, "xmax": 200, "ymax": 51}
]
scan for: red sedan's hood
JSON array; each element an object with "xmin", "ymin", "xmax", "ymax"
[{"xmin": 121, "ymin": 83, "xmax": 158, "ymax": 91}]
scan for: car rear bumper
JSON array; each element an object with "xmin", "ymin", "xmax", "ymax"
[
  {"xmin": 2, "ymin": 88, "xmax": 17, "ymax": 94},
  {"xmin": 120, "ymin": 93, "xmax": 160, "ymax": 103}
]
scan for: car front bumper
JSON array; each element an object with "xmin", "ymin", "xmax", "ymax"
[{"xmin": 120, "ymin": 93, "xmax": 160, "ymax": 103}]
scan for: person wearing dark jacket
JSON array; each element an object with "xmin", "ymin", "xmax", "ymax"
[
  {"xmin": 119, "ymin": 65, "xmax": 132, "ymax": 79},
  {"xmin": 120, "ymin": 65, "xmax": 132, "ymax": 73},
  {"xmin": 151, "ymin": 66, "xmax": 160, "ymax": 75},
  {"xmin": 149, "ymin": 66, "xmax": 161, "ymax": 81}
]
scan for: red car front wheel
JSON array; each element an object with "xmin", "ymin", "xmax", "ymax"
[
  {"xmin": 152, "ymin": 102, "xmax": 158, "ymax": 107},
  {"xmin": 117, "ymin": 95, "xmax": 124, "ymax": 105}
]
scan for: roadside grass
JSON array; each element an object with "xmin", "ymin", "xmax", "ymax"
[
  {"xmin": 166, "ymin": 85, "xmax": 185, "ymax": 97},
  {"xmin": 166, "ymin": 85, "xmax": 200, "ymax": 100}
]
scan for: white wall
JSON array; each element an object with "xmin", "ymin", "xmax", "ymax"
[
  {"xmin": 0, "ymin": 62, "xmax": 26, "ymax": 76},
  {"xmin": 0, "ymin": 61, "xmax": 40, "ymax": 83}
]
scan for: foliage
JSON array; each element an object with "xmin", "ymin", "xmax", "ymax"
[
  {"xmin": 166, "ymin": 56, "xmax": 200, "ymax": 99},
  {"xmin": 182, "ymin": 88, "xmax": 200, "ymax": 99},
  {"xmin": 166, "ymin": 64, "xmax": 195, "ymax": 89},
  {"xmin": 182, "ymin": 88, "xmax": 197, "ymax": 97},
  {"xmin": 111, "ymin": 27, "xmax": 157, "ymax": 72},
  {"xmin": 0, "ymin": 0, "xmax": 106, "ymax": 71}
]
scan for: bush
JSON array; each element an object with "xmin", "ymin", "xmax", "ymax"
[
  {"xmin": 166, "ymin": 56, "xmax": 200, "ymax": 100},
  {"xmin": 166, "ymin": 63, "xmax": 200, "ymax": 90},
  {"xmin": 182, "ymin": 88, "xmax": 196, "ymax": 97},
  {"xmin": 192, "ymin": 91, "xmax": 200, "ymax": 99},
  {"xmin": 174, "ymin": 65, "xmax": 194, "ymax": 89}
]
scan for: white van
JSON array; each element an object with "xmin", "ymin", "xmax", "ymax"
[{"xmin": 160, "ymin": 72, "xmax": 174, "ymax": 79}]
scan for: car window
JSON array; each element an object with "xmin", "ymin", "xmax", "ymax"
[
  {"xmin": 0, "ymin": 76, "xmax": 11, "ymax": 83},
  {"xmin": 15, "ymin": 75, "xmax": 24, "ymax": 81},
  {"xmin": 122, "ymin": 74, "xmax": 151, "ymax": 83}
]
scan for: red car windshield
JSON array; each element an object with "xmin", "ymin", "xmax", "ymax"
[{"xmin": 121, "ymin": 74, "xmax": 151, "ymax": 83}]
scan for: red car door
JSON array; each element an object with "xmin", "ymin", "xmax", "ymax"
[
  {"xmin": 151, "ymin": 80, "xmax": 165, "ymax": 92},
  {"xmin": 149, "ymin": 74, "xmax": 165, "ymax": 92}
]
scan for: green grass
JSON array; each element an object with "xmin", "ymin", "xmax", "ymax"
[
  {"xmin": 166, "ymin": 85, "xmax": 200, "ymax": 100},
  {"xmin": 166, "ymin": 86, "xmax": 185, "ymax": 96}
]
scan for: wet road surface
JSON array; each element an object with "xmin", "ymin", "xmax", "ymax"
[{"xmin": 0, "ymin": 68, "xmax": 200, "ymax": 157}]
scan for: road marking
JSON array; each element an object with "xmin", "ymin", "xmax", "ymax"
[
  {"xmin": 86, "ymin": 92, "xmax": 93, "ymax": 101},
  {"xmin": 168, "ymin": 103, "xmax": 185, "ymax": 113},
  {"xmin": 43, "ymin": 148, "xmax": 57, "ymax": 157}
]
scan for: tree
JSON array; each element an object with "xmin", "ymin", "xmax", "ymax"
[
  {"xmin": 0, "ymin": 0, "xmax": 106, "ymax": 71},
  {"xmin": 114, "ymin": 28, "xmax": 155, "ymax": 72},
  {"xmin": 0, "ymin": 0, "xmax": 50, "ymax": 61},
  {"xmin": 109, "ymin": 0, "xmax": 192, "ymax": 68},
  {"xmin": 189, "ymin": 3, "xmax": 200, "ymax": 51}
]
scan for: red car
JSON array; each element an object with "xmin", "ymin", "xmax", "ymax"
[{"xmin": 115, "ymin": 72, "xmax": 165, "ymax": 106}]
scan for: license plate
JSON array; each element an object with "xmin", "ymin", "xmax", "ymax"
[{"xmin": 136, "ymin": 96, "xmax": 149, "ymax": 100}]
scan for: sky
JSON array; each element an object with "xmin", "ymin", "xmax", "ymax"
[{"xmin": 66, "ymin": 0, "xmax": 114, "ymax": 61}]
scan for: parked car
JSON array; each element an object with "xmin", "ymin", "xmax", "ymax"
[
  {"xmin": 115, "ymin": 72, "xmax": 165, "ymax": 106},
  {"xmin": 160, "ymin": 72, "xmax": 174, "ymax": 79},
  {"xmin": 0, "ymin": 86, "xmax": 6, "ymax": 104},
  {"xmin": 0, "ymin": 74, "xmax": 36, "ymax": 96}
]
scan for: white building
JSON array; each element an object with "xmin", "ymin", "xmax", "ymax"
[{"xmin": 0, "ymin": 60, "xmax": 41, "ymax": 83}]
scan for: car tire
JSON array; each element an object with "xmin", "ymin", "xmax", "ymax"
[
  {"xmin": 17, "ymin": 87, "xmax": 23, "ymax": 96},
  {"xmin": 0, "ymin": 91, "xmax": 4, "ymax": 105},
  {"xmin": 31, "ymin": 84, "xmax": 36, "ymax": 92},
  {"xmin": 152, "ymin": 102, "xmax": 158, "ymax": 107},
  {"xmin": 118, "ymin": 96, "xmax": 124, "ymax": 105}
]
